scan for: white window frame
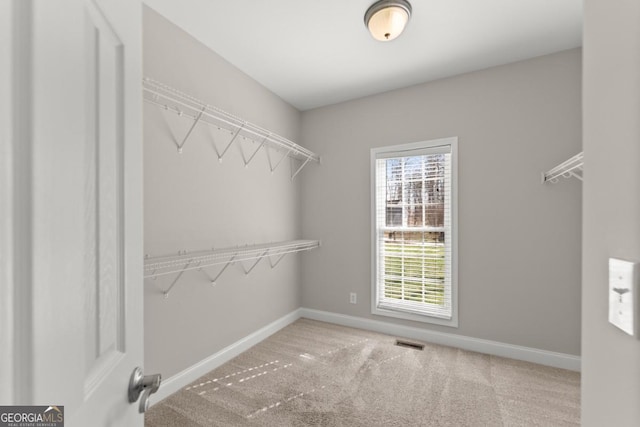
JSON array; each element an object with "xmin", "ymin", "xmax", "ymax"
[{"xmin": 370, "ymin": 137, "xmax": 458, "ymax": 327}]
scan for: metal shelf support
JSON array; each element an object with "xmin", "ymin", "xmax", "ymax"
[
  {"xmin": 291, "ymin": 156, "xmax": 312, "ymax": 181},
  {"xmin": 177, "ymin": 107, "xmax": 205, "ymax": 154},
  {"xmin": 269, "ymin": 253, "xmax": 287, "ymax": 269},
  {"xmin": 242, "ymin": 249, "xmax": 270, "ymax": 275},
  {"xmin": 243, "ymin": 136, "xmax": 269, "ymax": 167},
  {"xmin": 209, "ymin": 253, "xmax": 238, "ymax": 286},
  {"xmin": 267, "ymin": 146, "xmax": 290, "ymax": 174},
  {"xmin": 163, "ymin": 259, "xmax": 195, "ymax": 298},
  {"xmin": 218, "ymin": 124, "xmax": 245, "ymax": 162}
]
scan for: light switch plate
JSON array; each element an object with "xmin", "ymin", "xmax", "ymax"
[{"xmin": 608, "ymin": 258, "xmax": 637, "ymax": 336}]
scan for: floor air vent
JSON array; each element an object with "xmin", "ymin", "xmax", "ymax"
[{"xmin": 395, "ymin": 340, "xmax": 424, "ymax": 351}]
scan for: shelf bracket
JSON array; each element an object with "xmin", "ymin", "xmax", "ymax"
[
  {"xmin": 565, "ymin": 171, "xmax": 583, "ymax": 181},
  {"xmin": 210, "ymin": 253, "xmax": 238, "ymax": 285},
  {"xmin": 267, "ymin": 146, "xmax": 291, "ymax": 173},
  {"xmin": 268, "ymin": 253, "xmax": 287, "ymax": 269},
  {"xmin": 242, "ymin": 249, "xmax": 270, "ymax": 275},
  {"xmin": 218, "ymin": 124, "xmax": 245, "ymax": 162},
  {"xmin": 290, "ymin": 156, "xmax": 312, "ymax": 181},
  {"xmin": 243, "ymin": 135, "xmax": 268, "ymax": 167},
  {"xmin": 163, "ymin": 259, "xmax": 194, "ymax": 298},
  {"xmin": 177, "ymin": 107, "xmax": 206, "ymax": 154}
]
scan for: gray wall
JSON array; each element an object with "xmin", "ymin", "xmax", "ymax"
[
  {"xmin": 143, "ymin": 7, "xmax": 304, "ymax": 378},
  {"xmin": 582, "ymin": 1, "xmax": 640, "ymax": 425},
  {"xmin": 300, "ymin": 49, "xmax": 582, "ymax": 355},
  {"xmin": 143, "ymin": 6, "xmax": 583, "ymax": 378}
]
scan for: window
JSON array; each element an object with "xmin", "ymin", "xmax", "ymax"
[{"xmin": 371, "ymin": 138, "xmax": 457, "ymax": 327}]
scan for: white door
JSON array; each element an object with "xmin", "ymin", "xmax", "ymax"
[{"xmin": 0, "ymin": 0, "xmax": 147, "ymax": 425}]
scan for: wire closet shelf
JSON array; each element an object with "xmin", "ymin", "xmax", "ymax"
[
  {"xmin": 143, "ymin": 77, "xmax": 320, "ymax": 179},
  {"xmin": 144, "ymin": 239, "xmax": 320, "ymax": 297},
  {"xmin": 542, "ymin": 151, "xmax": 583, "ymax": 183}
]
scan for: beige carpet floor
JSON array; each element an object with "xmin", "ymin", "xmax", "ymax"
[{"xmin": 145, "ymin": 318, "xmax": 580, "ymax": 426}]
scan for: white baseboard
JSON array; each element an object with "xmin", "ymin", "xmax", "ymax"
[
  {"xmin": 299, "ymin": 308, "xmax": 581, "ymax": 372},
  {"xmin": 151, "ymin": 306, "xmax": 580, "ymax": 406},
  {"xmin": 150, "ymin": 308, "xmax": 303, "ymax": 406}
]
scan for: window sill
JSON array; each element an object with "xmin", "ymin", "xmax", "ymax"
[{"xmin": 372, "ymin": 305, "xmax": 458, "ymax": 328}]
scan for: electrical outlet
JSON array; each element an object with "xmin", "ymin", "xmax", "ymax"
[{"xmin": 350, "ymin": 292, "xmax": 357, "ymax": 304}]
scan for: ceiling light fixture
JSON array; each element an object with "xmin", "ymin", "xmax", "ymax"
[{"xmin": 364, "ymin": 0, "xmax": 412, "ymax": 42}]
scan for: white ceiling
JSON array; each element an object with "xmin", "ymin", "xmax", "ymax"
[{"xmin": 143, "ymin": 0, "xmax": 583, "ymax": 111}]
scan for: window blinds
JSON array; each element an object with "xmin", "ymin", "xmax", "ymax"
[{"xmin": 374, "ymin": 145, "xmax": 452, "ymax": 319}]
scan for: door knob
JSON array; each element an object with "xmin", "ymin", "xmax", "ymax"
[{"xmin": 129, "ymin": 367, "xmax": 162, "ymax": 413}]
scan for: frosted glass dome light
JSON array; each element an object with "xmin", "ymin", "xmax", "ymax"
[{"xmin": 365, "ymin": 0, "xmax": 412, "ymax": 42}]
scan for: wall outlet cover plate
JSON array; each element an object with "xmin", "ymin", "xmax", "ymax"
[{"xmin": 608, "ymin": 258, "xmax": 637, "ymax": 336}]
